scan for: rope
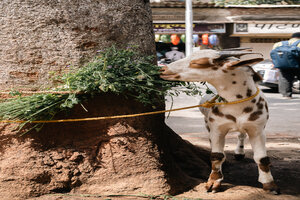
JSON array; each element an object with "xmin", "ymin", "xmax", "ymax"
[
  {"xmin": 0, "ymin": 87, "xmax": 260, "ymax": 124},
  {"xmin": 0, "ymin": 90, "xmax": 80, "ymax": 95},
  {"xmin": 206, "ymin": 86, "xmax": 260, "ymax": 106}
]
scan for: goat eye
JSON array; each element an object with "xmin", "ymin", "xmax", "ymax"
[
  {"xmin": 189, "ymin": 63, "xmax": 211, "ymax": 69},
  {"xmin": 189, "ymin": 58, "xmax": 212, "ymax": 69}
]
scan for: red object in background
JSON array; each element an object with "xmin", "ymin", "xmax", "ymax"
[
  {"xmin": 202, "ymin": 34, "xmax": 209, "ymax": 45},
  {"xmin": 171, "ymin": 34, "xmax": 180, "ymax": 45}
]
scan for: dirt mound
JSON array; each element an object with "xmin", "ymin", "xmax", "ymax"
[
  {"xmin": 27, "ymin": 146, "xmax": 300, "ymax": 200},
  {"xmin": 0, "ymin": 93, "xmax": 210, "ymax": 199}
]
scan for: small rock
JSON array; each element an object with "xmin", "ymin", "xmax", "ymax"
[
  {"xmin": 71, "ymin": 177, "xmax": 82, "ymax": 187},
  {"xmin": 55, "ymin": 162, "xmax": 63, "ymax": 169},
  {"xmin": 73, "ymin": 168, "xmax": 81, "ymax": 176},
  {"xmin": 69, "ymin": 152, "xmax": 83, "ymax": 162},
  {"xmin": 42, "ymin": 157, "xmax": 55, "ymax": 166},
  {"xmin": 51, "ymin": 152, "xmax": 64, "ymax": 160}
]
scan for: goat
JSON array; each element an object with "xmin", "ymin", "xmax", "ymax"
[{"xmin": 160, "ymin": 49, "xmax": 280, "ymax": 194}]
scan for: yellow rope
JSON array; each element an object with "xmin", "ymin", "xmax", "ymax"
[
  {"xmin": 0, "ymin": 90, "xmax": 80, "ymax": 95},
  {"xmin": 207, "ymin": 86, "xmax": 260, "ymax": 106},
  {"xmin": 0, "ymin": 87, "xmax": 260, "ymax": 124}
]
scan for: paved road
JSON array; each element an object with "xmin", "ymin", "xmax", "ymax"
[{"xmin": 165, "ymin": 85, "xmax": 300, "ymax": 148}]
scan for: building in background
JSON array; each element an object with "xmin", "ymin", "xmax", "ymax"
[
  {"xmin": 229, "ymin": 5, "xmax": 300, "ymax": 58},
  {"xmin": 150, "ymin": 0, "xmax": 300, "ymax": 59}
]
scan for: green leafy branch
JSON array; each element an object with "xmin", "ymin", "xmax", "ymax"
[{"xmin": 0, "ymin": 45, "xmax": 204, "ymax": 133}]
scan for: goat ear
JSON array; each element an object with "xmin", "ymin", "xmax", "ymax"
[
  {"xmin": 225, "ymin": 58, "xmax": 263, "ymax": 69},
  {"xmin": 189, "ymin": 57, "xmax": 212, "ymax": 68},
  {"xmin": 253, "ymin": 71, "xmax": 263, "ymax": 82},
  {"xmin": 247, "ymin": 66, "xmax": 263, "ymax": 82}
]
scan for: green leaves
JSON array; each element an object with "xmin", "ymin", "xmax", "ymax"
[
  {"xmin": 59, "ymin": 45, "xmax": 201, "ymax": 106},
  {"xmin": 0, "ymin": 45, "xmax": 204, "ymax": 133},
  {"xmin": 61, "ymin": 94, "xmax": 79, "ymax": 108}
]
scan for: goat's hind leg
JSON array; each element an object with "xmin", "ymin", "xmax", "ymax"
[
  {"xmin": 206, "ymin": 131, "xmax": 226, "ymax": 193},
  {"xmin": 247, "ymin": 129, "xmax": 280, "ymax": 194},
  {"xmin": 234, "ymin": 132, "xmax": 246, "ymax": 160}
]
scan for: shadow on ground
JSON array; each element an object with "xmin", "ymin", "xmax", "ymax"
[{"xmin": 222, "ymin": 149, "xmax": 300, "ymax": 195}]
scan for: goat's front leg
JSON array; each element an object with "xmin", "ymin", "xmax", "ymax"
[
  {"xmin": 206, "ymin": 130, "xmax": 226, "ymax": 193},
  {"xmin": 247, "ymin": 129, "xmax": 280, "ymax": 194}
]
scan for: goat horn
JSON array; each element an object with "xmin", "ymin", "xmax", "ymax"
[{"xmin": 217, "ymin": 51, "xmax": 263, "ymax": 59}]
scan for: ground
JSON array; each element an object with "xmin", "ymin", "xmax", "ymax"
[
  {"xmin": 176, "ymin": 134, "xmax": 300, "ymax": 200},
  {"xmin": 30, "ymin": 135, "xmax": 300, "ymax": 200}
]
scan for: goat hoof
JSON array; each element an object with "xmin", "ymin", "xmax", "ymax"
[
  {"xmin": 205, "ymin": 182, "xmax": 213, "ymax": 192},
  {"xmin": 205, "ymin": 180, "xmax": 221, "ymax": 193},
  {"xmin": 263, "ymin": 181, "xmax": 280, "ymax": 195},
  {"xmin": 234, "ymin": 154, "xmax": 245, "ymax": 160},
  {"xmin": 271, "ymin": 189, "xmax": 281, "ymax": 195},
  {"xmin": 212, "ymin": 189, "xmax": 218, "ymax": 193}
]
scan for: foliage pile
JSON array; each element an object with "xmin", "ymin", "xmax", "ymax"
[{"xmin": 0, "ymin": 46, "xmax": 203, "ymax": 132}]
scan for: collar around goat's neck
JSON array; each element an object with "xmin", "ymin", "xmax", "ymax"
[{"xmin": 201, "ymin": 87, "xmax": 260, "ymax": 108}]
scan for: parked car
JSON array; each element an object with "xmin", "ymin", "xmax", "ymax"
[
  {"xmin": 252, "ymin": 59, "xmax": 300, "ymax": 93},
  {"xmin": 157, "ymin": 58, "xmax": 172, "ymax": 67}
]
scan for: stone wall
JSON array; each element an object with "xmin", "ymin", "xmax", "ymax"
[{"xmin": 0, "ymin": 0, "xmax": 155, "ymax": 90}]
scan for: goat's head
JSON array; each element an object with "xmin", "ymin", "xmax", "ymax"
[{"xmin": 160, "ymin": 48, "xmax": 263, "ymax": 85}]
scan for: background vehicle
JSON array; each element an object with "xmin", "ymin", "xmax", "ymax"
[
  {"xmin": 252, "ymin": 59, "xmax": 300, "ymax": 93},
  {"xmin": 157, "ymin": 58, "xmax": 172, "ymax": 67}
]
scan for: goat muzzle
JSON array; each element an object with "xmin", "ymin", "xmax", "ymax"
[{"xmin": 159, "ymin": 66, "xmax": 180, "ymax": 80}]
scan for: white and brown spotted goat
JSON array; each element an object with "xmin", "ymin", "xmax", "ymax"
[{"xmin": 160, "ymin": 49, "xmax": 280, "ymax": 194}]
